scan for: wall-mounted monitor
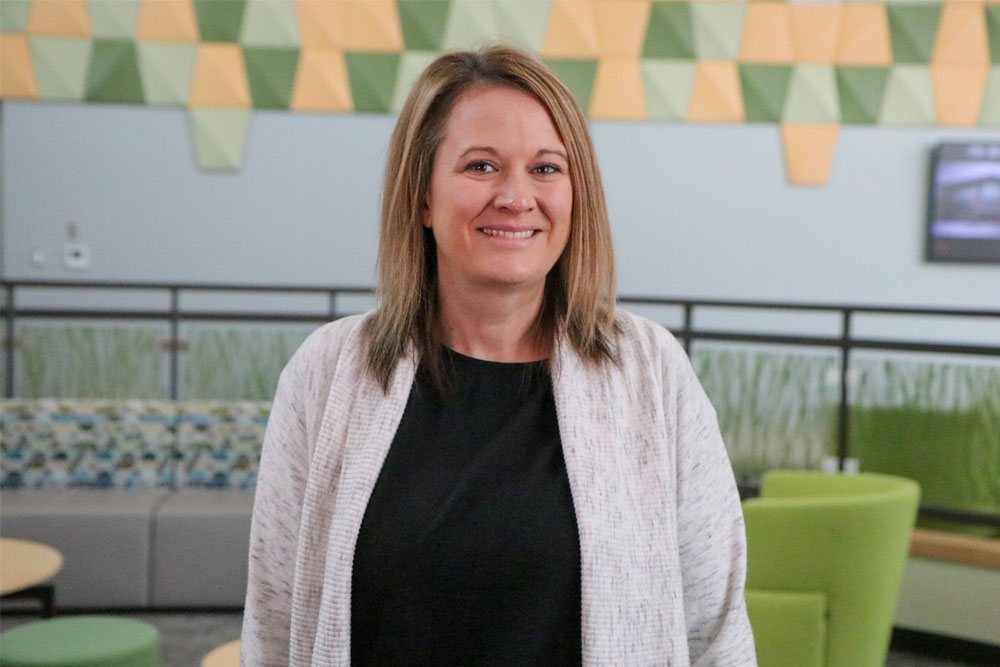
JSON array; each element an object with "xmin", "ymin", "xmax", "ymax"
[{"xmin": 925, "ymin": 142, "xmax": 1000, "ymax": 264}]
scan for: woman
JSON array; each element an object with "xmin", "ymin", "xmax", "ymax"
[{"xmin": 242, "ymin": 45, "xmax": 755, "ymax": 666}]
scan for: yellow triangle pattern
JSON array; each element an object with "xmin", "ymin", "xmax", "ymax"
[
  {"xmin": 0, "ymin": 34, "xmax": 39, "ymax": 98},
  {"xmin": 740, "ymin": 3, "xmax": 794, "ymax": 63},
  {"xmin": 593, "ymin": 0, "xmax": 650, "ymax": 58},
  {"xmin": 295, "ymin": 0, "xmax": 349, "ymax": 48},
  {"xmin": 135, "ymin": 0, "xmax": 199, "ymax": 42},
  {"xmin": 27, "ymin": 0, "xmax": 91, "ymax": 37},
  {"xmin": 790, "ymin": 4, "xmax": 843, "ymax": 64},
  {"xmin": 781, "ymin": 124, "xmax": 839, "ymax": 186},
  {"xmin": 837, "ymin": 4, "xmax": 891, "ymax": 66},
  {"xmin": 341, "ymin": 0, "xmax": 403, "ymax": 52},
  {"xmin": 590, "ymin": 58, "xmax": 646, "ymax": 119},
  {"xmin": 543, "ymin": 0, "xmax": 600, "ymax": 58},
  {"xmin": 189, "ymin": 43, "xmax": 250, "ymax": 108},
  {"xmin": 931, "ymin": 63, "xmax": 989, "ymax": 125},
  {"xmin": 932, "ymin": 2, "xmax": 990, "ymax": 65},
  {"xmin": 688, "ymin": 61, "xmax": 743, "ymax": 122},
  {"xmin": 290, "ymin": 48, "xmax": 352, "ymax": 112}
]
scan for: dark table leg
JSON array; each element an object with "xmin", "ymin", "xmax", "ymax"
[{"xmin": 0, "ymin": 584, "xmax": 56, "ymax": 618}]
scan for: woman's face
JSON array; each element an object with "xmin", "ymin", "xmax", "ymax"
[{"xmin": 423, "ymin": 85, "xmax": 572, "ymax": 299}]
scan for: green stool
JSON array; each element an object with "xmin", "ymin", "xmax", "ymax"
[{"xmin": 0, "ymin": 616, "xmax": 160, "ymax": 667}]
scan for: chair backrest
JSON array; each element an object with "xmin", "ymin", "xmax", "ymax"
[{"xmin": 743, "ymin": 471, "xmax": 920, "ymax": 667}]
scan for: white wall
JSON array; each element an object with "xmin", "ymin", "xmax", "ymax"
[{"xmin": 3, "ymin": 100, "xmax": 999, "ymax": 315}]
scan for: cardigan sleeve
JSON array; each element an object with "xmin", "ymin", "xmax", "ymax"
[
  {"xmin": 669, "ymin": 341, "xmax": 758, "ymax": 666},
  {"xmin": 241, "ymin": 350, "xmax": 312, "ymax": 667}
]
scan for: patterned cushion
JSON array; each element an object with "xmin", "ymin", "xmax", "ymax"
[{"xmin": 0, "ymin": 400, "xmax": 269, "ymax": 490}]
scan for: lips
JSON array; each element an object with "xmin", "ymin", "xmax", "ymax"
[{"xmin": 480, "ymin": 227, "xmax": 538, "ymax": 239}]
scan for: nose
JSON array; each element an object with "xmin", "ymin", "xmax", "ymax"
[{"xmin": 492, "ymin": 171, "xmax": 535, "ymax": 214}]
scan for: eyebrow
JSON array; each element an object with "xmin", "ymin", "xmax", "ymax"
[{"xmin": 459, "ymin": 146, "xmax": 569, "ymax": 161}]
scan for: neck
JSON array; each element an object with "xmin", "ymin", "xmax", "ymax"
[{"xmin": 437, "ymin": 282, "xmax": 550, "ymax": 362}]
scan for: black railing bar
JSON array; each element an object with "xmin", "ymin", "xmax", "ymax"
[
  {"xmin": 169, "ymin": 288, "xmax": 179, "ymax": 401},
  {"xmin": 618, "ymin": 295, "xmax": 1000, "ymax": 319},
  {"xmin": 0, "ymin": 309, "xmax": 343, "ymax": 323},
  {"xmin": 918, "ymin": 506, "xmax": 1000, "ymax": 529},
  {"xmin": 1, "ymin": 280, "xmax": 375, "ymax": 295},
  {"xmin": 4, "ymin": 284, "xmax": 14, "ymax": 399},
  {"xmin": 679, "ymin": 330, "xmax": 1000, "ymax": 356},
  {"xmin": 4, "ymin": 282, "xmax": 997, "ymax": 319},
  {"xmin": 837, "ymin": 310, "xmax": 852, "ymax": 471},
  {"xmin": 5, "ymin": 309, "xmax": 1000, "ymax": 356}
]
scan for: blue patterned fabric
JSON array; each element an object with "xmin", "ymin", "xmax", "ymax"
[{"xmin": 0, "ymin": 400, "xmax": 268, "ymax": 490}]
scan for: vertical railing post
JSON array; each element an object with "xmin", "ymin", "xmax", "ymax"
[
  {"xmin": 682, "ymin": 302, "xmax": 694, "ymax": 354},
  {"xmin": 169, "ymin": 287, "xmax": 180, "ymax": 400},
  {"xmin": 4, "ymin": 284, "xmax": 14, "ymax": 399},
  {"xmin": 329, "ymin": 290, "xmax": 337, "ymax": 320},
  {"xmin": 837, "ymin": 309, "xmax": 853, "ymax": 471}
]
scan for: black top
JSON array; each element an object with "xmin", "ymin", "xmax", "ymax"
[{"xmin": 351, "ymin": 349, "xmax": 582, "ymax": 666}]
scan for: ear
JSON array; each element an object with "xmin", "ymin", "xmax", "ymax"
[{"xmin": 421, "ymin": 195, "xmax": 432, "ymax": 228}]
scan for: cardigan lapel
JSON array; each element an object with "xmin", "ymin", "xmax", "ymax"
[
  {"xmin": 552, "ymin": 340, "xmax": 626, "ymax": 664},
  {"xmin": 305, "ymin": 349, "xmax": 418, "ymax": 665}
]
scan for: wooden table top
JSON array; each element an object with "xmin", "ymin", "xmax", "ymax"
[
  {"xmin": 0, "ymin": 537, "xmax": 63, "ymax": 595},
  {"xmin": 202, "ymin": 639, "xmax": 240, "ymax": 667}
]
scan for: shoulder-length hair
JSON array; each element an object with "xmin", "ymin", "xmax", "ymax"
[{"xmin": 365, "ymin": 44, "xmax": 617, "ymax": 392}]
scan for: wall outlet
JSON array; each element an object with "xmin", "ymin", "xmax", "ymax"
[{"xmin": 63, "ymin": 243, "xmax": 91, "ymax": 270}]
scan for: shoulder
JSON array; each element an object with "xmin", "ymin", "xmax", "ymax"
[
  {"xmin": 612, "ymin": 308, "xmax": 689, "ymax": 369},
  {"xmin": 281, "ymin": 311, "xmax": 374, "ymax": 387}
]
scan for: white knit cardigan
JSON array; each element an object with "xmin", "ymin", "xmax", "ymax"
[{"xmin": 241, "ymin": 310, "xmax": 756, "ymax": 666}]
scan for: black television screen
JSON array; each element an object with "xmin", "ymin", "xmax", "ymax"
[{"xmin": 925, "ymin": 142, "xmax": 1000, "ymax": 264}]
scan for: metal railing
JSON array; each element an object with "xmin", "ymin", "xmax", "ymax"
[{"xmin": 3, "ymin": 279, "xmax": 999, "ymax": 529}]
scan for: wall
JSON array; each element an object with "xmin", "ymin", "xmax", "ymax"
[{"xmin": 3, "ymin": 100, "xmax": 999, "ymax": 316}]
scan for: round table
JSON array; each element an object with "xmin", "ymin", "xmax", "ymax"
[
  {"xmin": 202, "ymin": 639, "xmax": 240, "ymax": 667},
  {"xmin": 0, "ymin": 538, "xmax": 63, "ymax": 616}
]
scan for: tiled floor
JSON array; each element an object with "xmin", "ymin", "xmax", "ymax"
[{"xmin": 1, "ymin": 611, "xmax": 994, "ymax": 666}]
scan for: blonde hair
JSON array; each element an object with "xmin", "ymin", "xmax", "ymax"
[{"xmin": 365, "ymin": 44, "xmax": 617, "ymax": 391}]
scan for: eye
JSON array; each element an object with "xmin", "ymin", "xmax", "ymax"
[
  {"xmin": 532, "ymin": 162, "xmax": 564, "ymax": 176},
  {"xmin": 464, "ymin": 160, "xmax": 497, "ymax": 174}
]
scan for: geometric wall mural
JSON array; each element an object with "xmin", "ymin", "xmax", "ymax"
[{"xmin": 2, "ymin": 0, "xmax": 998, "ymax": 183}]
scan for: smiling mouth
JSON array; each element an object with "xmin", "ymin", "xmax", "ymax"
[{"xmin": 480, "ymin": 228, "xmax": 538, "ymax": 239}]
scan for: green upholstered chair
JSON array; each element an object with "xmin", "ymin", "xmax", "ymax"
[
  {"xmin": 0, "ymin": 615, "xmax": 160, "ymax": 667},
  {"xmin": 742, "ymin": 471, "xmax": 920, "ymax": 667}
]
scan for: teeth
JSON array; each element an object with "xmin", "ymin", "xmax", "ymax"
[{"xmin": 482, "ymin": 228, "xmax": 534, "ymax": 239}]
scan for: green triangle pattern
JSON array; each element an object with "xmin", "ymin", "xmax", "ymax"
[
  {"xmin": 0, "ymin": 0, "xmax": 30, "ymax": 34},
  {"xmin": 137, "ymin": 42, "xmax": 198, "ymax": 105},
  {"xmin": 85, "ymin": 39, "xmax": 145, "ymax": 104},
  {"xmin": 442, "ymin": 0, "xmax": 498, "ymax": 50},
  {"xmin": 836, "ymin": 66, "xmax": 890, "ymax": 125},
  {"xmin": 980, "ymin": 66, "xmax": 1000, "ymax": 124},
  {"xmin": 544, "ymin": 58, "xmax": 598, "ymax": 115},
  {"xmin": 783, "ymin": 65, "xmax": 839, "ymax": 123},
  {"xmin": 398, "ymin": 0, "xmax": 451, "ymax": 51},
  {"xmin": 878, "ymin": 65, "xmax": 935, "ymax": 125},
  {"xmin": 392, "ymin": 51, "xmax": 438, "ymax": 112},
  {"xmin": 243, "ymin": 47, "xmax": 299, "ymax": 110},
  {"xmin": 641, "ymin": 59, "xmax": 696, "ymax": 121},
  {"xmin": 194, "ymin": 0, "xmax": 247, "ymax": 43},
  {"xmin": 29, "ymin": 37, "xmax": 93, "ymax": 101},
  {"xmin": 88, "ymin": 0, "xmax": 141, "ymax": 39},
  {"xmin": 987, "ymin": 5, "xmax": 1000, "ymax": 65},
  {"xmin": 494, "ymin": 0, "xmax": 551, "ymax": 52},
  {"xmin": 189, "ymin": 108, "xmax": 251, "ymax": 170},
  {"xmin": 643, "ymin": 1, "xmax": 696, "ymax": 59},
  {"xmin": 691, "ymin": 1, "xmax": 746, "ymax": 60},
  {"xmin": 345, "ymin": 52, "xmax": 401, "ymax": 113},
  {"xmin": 240, "ymin": 0, "xmax": 300, "ymax": 47},
  {"xmin": 887, "ymin": 3, "xmax": 941, "ymax": 64},
  {"xmin": 739, "ymin": 64, "xmax": 792, "ymax": 123}
]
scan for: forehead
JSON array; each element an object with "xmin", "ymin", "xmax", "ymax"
[{"xmin": 440, "ymin": 85, "xmax": 566, "ymax": 150}]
